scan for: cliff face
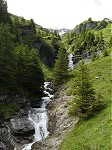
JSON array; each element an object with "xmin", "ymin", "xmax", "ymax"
[
  {"xmin": 74, "ymin": 21, "xmax": 97, "ymax": 34},
  {"xmin": 74, "ymin": 20, "xmax": 108, "ymax": 34},
  {"xmin": 31, "ymin": 88, "xmax": 79, "ymax": 150}
]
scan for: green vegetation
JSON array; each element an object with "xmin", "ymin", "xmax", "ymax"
[
  {"xmin": 0, "ymin": 3, "xmax": 111, "ymax": 149},
  {"xmin": 0, "ymin": 0, "xmax": 61, "ymax": 118},
  {"xmin": 53, "ymin": 46, "xmax": 68, "ymax": 85},
  {"xmin": 60, "ymin": 54, "xmax": 111, "ymax": 150},
  {"xmin": 62, "ymin": 19, "xmax": 111, "ymax": 65},
  {"xmin": 68, "ymin": 60, "xmax": 103, "ymax": 119}
]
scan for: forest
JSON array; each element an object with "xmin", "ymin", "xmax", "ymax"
[{"xmin": 0, "ymin": 0, "xmax": 111, "ymax": 149}]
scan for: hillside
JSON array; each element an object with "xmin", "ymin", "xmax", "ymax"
[
  {"xmin": 59, "ymin": 54, "xmax": 111, "ymax": 150},
  {"xmin": 61, "ymin": 19, "xmax": 112, "ymax": 64},
  {"xmin": 0, "ymin": 11, "xmax": 60, "ymax": 119},
  {"xmin": 0, "ymin": 1, "xmax": 112, "ymax": 149},
  {"xmin": 10, "ymin": 13, "xmax": 61, "ymax": 67},
  {"xmin": 31, "ymin": 51, "xmax": 111, "ymax": 150}
]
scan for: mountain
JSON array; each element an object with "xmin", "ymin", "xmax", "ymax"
[
  {"xmin": 61, "ymin": 18, "xmax": 112, "ymax": 64},
  {"xmin": 58, "ymin": 28, "xmax": 69, "ymax": 35},
  {"xmin": 48, "ymin": 28, "xmax": 69, "ymax": 36},
  {"xmin": 0, "ymin": 2, "xmax": 111, "ymax": 149},
  {"xmin": 73, "ymin": 19, "xmax": 112, "ymax": 34}
]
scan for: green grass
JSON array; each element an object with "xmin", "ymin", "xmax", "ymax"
[
  {"xmin": 59, "ymin": 54, "xmax": 112, "ymax": 150},
  {"xmin": 93, "ymin": 23, "xmax": 112, "ymax": 43}
]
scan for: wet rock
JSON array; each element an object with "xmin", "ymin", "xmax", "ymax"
[
  {"xmin": 48, "ymin": 110, "xmax": 56, "ymax": 135},
  {"xmin": 0, "ymin": 126, "xmax": 15, "ymax": 150},
  {"xmin": 0, "ymin": 142, "xmax": 6, "ymax": 150},
  {"xmin": 10, "ymin": 116, "xmax": 35, "ymax": 136},
  {"xmin": 30, "ymin": 99, "xmax": 42, "ymax": 108},
  {"xmin": 31, "ymin": 141, "xmax": 43, "ymax": 150},
  {"xmin": 32, "ymin": 88, "xmax": 79, "ymax": 150}
]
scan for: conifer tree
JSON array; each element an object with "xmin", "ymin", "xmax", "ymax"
[
  {"xmin": 69, "ymin": 60, "xmax": 103, "ymax": 119},
  {"xmin": 53, "ymin": 46, "xmax": 68, "ymax": 85},
  {"xmin": 16, "ymin": 45, "xmax": 44, "ymax": 98},
  {"xmin": 0, "ymin": 24, "xmax": 16, "ymax": 94}
]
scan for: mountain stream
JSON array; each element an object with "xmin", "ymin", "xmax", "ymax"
[
  {"xmin": 21, "ymin": 82, "xmax": 53, "ymax": 150},
  {"xmin": 20, "ymin": 54, "xmax": 73, "ymax": 150}
]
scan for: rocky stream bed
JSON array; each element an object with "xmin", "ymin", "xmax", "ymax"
[
  {"xmin": 31, "ymin": 88, "xmax": 79, "ymax": 150},
  {"xmin": 0, "ymin": 54, "xmax": 80, "ymax": 150}
]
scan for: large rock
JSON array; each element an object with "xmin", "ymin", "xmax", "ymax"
[
  {"xmin": 47, "ymin": 102, "xmax": 56, "ymax": 135},
  {"xmin": 10, "ymin": 116, "xmax": 35, "ymax": 136},
  {"xmin": 0, "ymin": 125, "xmax": 15, "ymax": 150}
]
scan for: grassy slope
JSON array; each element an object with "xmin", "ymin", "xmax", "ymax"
[
  {"xmin": 93, "ymin": 23, "xmax": 112, "ymax": 43},
  {"xmin": 59, "ymin": 54, "xmax": 112, "ymax": 150}
]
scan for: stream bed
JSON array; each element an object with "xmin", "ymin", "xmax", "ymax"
[{"xmin": 15, "ymin": 82, "xmax": 53, "ymax": 150}]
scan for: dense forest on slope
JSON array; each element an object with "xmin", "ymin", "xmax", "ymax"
[
  {"xmin": 0, "ymin": 0, "xmax": 62, "ymax": 118},
  {"xmin": 0, "ymin": 1, "xmax": 111, "ymax": 149}
]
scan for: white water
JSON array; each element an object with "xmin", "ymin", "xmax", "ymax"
[
  {"xmin": 21, "ymin": 82, "xmax": 53, "ymax": 150},
  {"xmin": 68, "ymin": 53, "xmax": 74, "ymax": 70},
  {"xmin": 20, "ymin": 54, "xmax": 72, "ymax": 150}
]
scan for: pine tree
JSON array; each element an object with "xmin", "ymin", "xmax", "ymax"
[
  {"xmin": 0, "ymin": 24, "xmax": 16, "ymax": 94},
  {"xmin": 53, "ymin": 47, "xmax": 68, "ymax": 85},
  {"xmin": 15, "ymin": 45, "xmax": 44, "ymax": 98},
  {"xmin": 69, "ymin": 60, "xmax": 103, "ymax": 119},
  {"xmin": 23, "ymin": 48, "xmax": 44, "ymax": 98}
]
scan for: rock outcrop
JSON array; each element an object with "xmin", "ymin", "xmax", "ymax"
[
  {"xmin": 0, "ymin": 124, "xmax": 15, "ymax": 150},
  {"xmin": 31, "ymin": 88, "xmax": 79, "ymax": 150},
  {"xmin": 10, "ymin": 117, "xmax": 35, "ymax": 137},
  {"xmin": 74, "ymin": 21, "xmax": 97, "ymax": 34}
]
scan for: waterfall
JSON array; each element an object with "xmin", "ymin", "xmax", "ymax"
[
  {"xmin": 21, "ymin": 82, "xmax": 53, "ymax": 150},
  {"xmin": 68, "ymin": 53, "xmax": 74, "ymax": 70}
]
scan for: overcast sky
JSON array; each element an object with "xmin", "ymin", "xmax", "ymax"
[{"xmin": 7, "ymin": 0, "xmax": 112, "ymax": 29}]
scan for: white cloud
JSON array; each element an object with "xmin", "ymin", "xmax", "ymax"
[
  {"xmin": 6, "ymin": 0, "xmax": 112, "ymax": 29},
  {"xmin": 94, "ymin": 0, "xmax": 104, "ymax": 6}
]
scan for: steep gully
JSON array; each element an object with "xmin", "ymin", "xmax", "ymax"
[
  {"xmin": 0, "ymin": 54, "xmax": 74, "ymax": 150},
  {"xmin": 18, "ymin": 51, "xmax": 99, "ymax": 149},
  {"xmin": 20, "ymin": 54, "xmax": 74, "ymax": 150},
  {"xmin": 19, "ymin": 82, "xmax": 54, "ymax": 150}
]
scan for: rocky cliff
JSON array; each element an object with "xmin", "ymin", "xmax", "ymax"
[{"xmin": 74, "ymin": 20, "xmax": 108, "ymax": 34}]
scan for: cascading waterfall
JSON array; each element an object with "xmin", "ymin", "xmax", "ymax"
[
  {"xmin": 21, "ymin": 55, "xmax": 73, "ymax": 150},
  {"xmin": 68, "ymin": 53, "xmax": 74, "ymax": 70},
  {"xmin": 21, "ymin": 82, "xmax": 53, "ymax": 150}
]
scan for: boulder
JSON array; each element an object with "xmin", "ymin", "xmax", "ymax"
[
  {"xmin": 10, "ymin": 117, "xmax": 35, "ymax": 136},
  {"xmin": 0, "ymin": 126, "xmax": 15, "ymax": 150}
]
